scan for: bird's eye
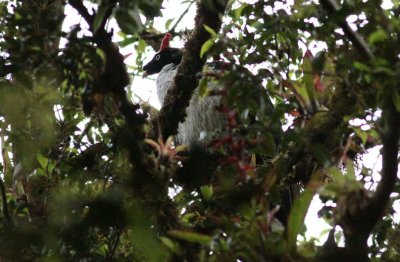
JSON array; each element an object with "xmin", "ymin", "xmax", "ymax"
[{"xmin": 155, "ymin": 54, "xmax": 161, "ymax": 60}]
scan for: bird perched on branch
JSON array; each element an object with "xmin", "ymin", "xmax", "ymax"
[
  {"xmin": 143, "ymin": 34, "xmax": 294, "ymax": 225},
  {"xmin": 143, "ymin": 33, "xmax": 225, "ymax": 148}
]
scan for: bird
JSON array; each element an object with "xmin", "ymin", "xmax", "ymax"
[
  {"xmin": 143, "ymin": 33, "xmax": 226, "ymax": 148},
  {"xmin": 143, "ymin": 34, "xmax": 295, "ymax": 226}
]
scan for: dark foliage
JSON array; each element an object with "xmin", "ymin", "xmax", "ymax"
[{"xmin": 0, "ymin": 0, "xmax": 399, "ymax": 261}]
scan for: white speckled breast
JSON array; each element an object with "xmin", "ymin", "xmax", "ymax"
[
  {"xmin": 156, "ymin": 63, "xmax": 226, "ymax": 147},
  {"xmin": 156, "ymin": 64, "xmax": 179, "ymax": 105}
]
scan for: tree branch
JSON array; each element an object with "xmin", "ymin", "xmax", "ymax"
[
  {"xmin": 0, "ymin": 178, "xmax": 11, "ymax": 224},
  {"xmin": 69, "ymin": 0, "xmax": 181, "ymax": 233},
  {"xmin": 140, "ymin": 30, "xmax": 190, "ymax": 51},
  {"xmin": 69, "ymin": 0, "xmax": 136, "ymax": 123},
  {"xmin": 0, "ymin": 136, "xmax": 11, "ymax": 223},
  {"xmin": 69, "ymin": 0, "xmax": 93, "ymax": 26},
  {"xmin": 320, "ymin": 1, "xmax": 400, "ymax": 256},
  {"xmin": 320, "ymin": 0, "xmax": 375, "ymax": 61},
  {"xmin": 365, "ymin": 100, "xmax": 400, "ymax": 232},
  {"xmin": 69, "ymin": 0, "xmax": 146, "ymax": 176},
  {"xmin": 140, "ymin": 31, "xmax": 186, "ymax": 40},
  {"xmin": 151, "ymin": 0, "xmax": 229, "ymax": 140},
  {"xmin": 169, "ymin": 0, "xmax": 196, "ymax": 33}
]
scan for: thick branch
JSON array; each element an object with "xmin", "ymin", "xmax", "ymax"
[
  {"xmin": 366, "ymin": 102, "xmax": 400, "ymax": 231},
  {"xmin": 69, "ymin": 0, "xmax": 134, "ymax": 121},
  {"xmin": 0, "ymin": 178, "xmax": 11, "ymax": 224},
  {"xmin": 69, "ymin": 0, "xmax": 147, "ymax": 176},
  {"xmin": 69, "ymin": 0, "xmax": 93, "ymax": 26},
  {"xmin": 152, "ymin": 0, "xmax": 228, "ymax": 140},
  {"xmin": 69, "ymin": 0, "xmax": 180, "ymax": 233},
  {"xmin": 332, "ymin": 96, "xmax": 400, "ymax": 261},
  {"xmin": 318, "ymin": 1, "xmax": 400, "ymax": 255},
  {"xmin": 320, "ymin": 0, "xmax": 375, "ymax": 61}
]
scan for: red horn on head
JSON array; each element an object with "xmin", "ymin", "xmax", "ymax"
[{"xmin": 159, "ymin": 33, "xmax": 172, "ymax": 52}]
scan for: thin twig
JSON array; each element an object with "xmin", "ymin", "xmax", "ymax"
[
  {"xmin": 320, "ymin": 0, "xmax": 375, "ymax": 61},
  {"xmin": 140, "ymin": 31, "xmax": 187, "ymax": 40},
  {"xmin": 169, "ymin": 0, "xmax": 196, "ymax": 32},
  {"xmin": 106, "ymin": 227, "xmax": 122, "ymax": 260}
]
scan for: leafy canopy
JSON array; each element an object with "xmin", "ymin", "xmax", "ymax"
[{"xmin": 0, "ymin": 0, "xmax": 399, "ymax": 261}]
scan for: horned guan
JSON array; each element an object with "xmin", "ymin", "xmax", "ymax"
[
  {"xmin": 143, "ymin": 33, "xmax": 293, "ymax": 226},
  {"xmin": 143, "ymin": 33, "xmax": 225, "ymax": 148}
]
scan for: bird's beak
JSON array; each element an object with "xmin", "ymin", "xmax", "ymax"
[{"xmin": 143, "ymin": 71, "xmax": 149, "ymax": 78}]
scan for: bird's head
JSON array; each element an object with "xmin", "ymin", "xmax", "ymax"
[{"xmin": 143, "ymin": 33, "xmax": 183, "ymax": 77}]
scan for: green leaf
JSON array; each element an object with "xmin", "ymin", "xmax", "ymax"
[
  {"xmin": 319, "ymin": 183, "xmax": 343, "ymax": 197},
  {"xmin": 292, "ymin": 81, "xmax": 311, "ymax": 109},
  {"xmin": 328, "ymin": 167, "xmax": 345, "ymax": 184},
  {"xmin": 136, "ymin": 38, "xmax": 147, "ymax": 53},
  {"xmin": 252, "ymin": 133, "xmax": 276, "ymax": 157},
  {"xmin": 167, "ymin": 230, "xmax": 212, "ymax": 245},
  {"xmin": 203, "ymin": 24, "xmax": 217, "ymax": 38},
  {"xmin": 118, "ymin": 36, "xmax": 136, "ymax": 47},
  {"xmin": 96, "ymin": 48, "xmax": 106, "ymax": 62},
  {"xmin": 233, "ymin": 3, "xmax": 249, "ymax": 19},
  {"xmin": 354, "ymin": 128, "xmax": 368, "ymax": 145},
  {"xmin": 302, "ymin": 55, "xmax": 317, "ymax": 108},
  {"xmin": 139, "ymin": 0, "xmax": 163, "ymax": 17},
  {"xmin": 287, "ymin": 189, "xmax": 314, "ymax": 254},
  {"xmin": 115, "ymin": 8, "xmax": 143, "ymax": 34},
  {"xmin": 200, "ymin": 185, "xmax": 213, "ymax": 201},
  {"xmin": 165, "ymin": 18, "xmax": 174, "ymax": 30},
  {"xmin": 97, "ymin": 245, "xmax": 107, "ymax": 256},
  {"xmin": 250, "ymin": 20, "xmax": 263, "ymax": 30},
  {"xmin": 34, "ymin": 167, "xmax": 46, "ymax": 177},
  {"xmin": 160, "ymin": 237, "xmax": 181, "ymax": 254},
  {"xmin": 392, "ymin": 89, "xmax": 400, "ymax": 112},
  {"xmin": 198, "ymin": 78, "xmax": 209, "ymax": 97},
  {"xmin": 368, "ymin": 29, "xmax": 388, "ymax": 45},
  {"xmin": 36, "ymin": 153, "xmax": 48, "ymax": 170},
  {"xmin": 200, "ymin": 39, "xmax": 215, "ymax": 58},
  {"xmin": 312, "ymin": 51, "xmax": 326, "ymax": 74},
  {"xmin": 1, "ymin": 144, "xmax": 13, "ymax": 187},
  {"xmin": 310, "ymin": 144, "xmax": 330, "ymax": 166},
  {"xmin": 181, "ymin": 212, "xmax": 197, "ymax": 224},
  {"xmin": 346, "ymin": 159, "xmax": 356, "ymax": 181},
  {"xmin": 353, "ymin": 62, "xmax": 370, "ymax": 72},
  {"xmin": 93, "ymin": 4, "xmax": 111, "ymax": 33}
]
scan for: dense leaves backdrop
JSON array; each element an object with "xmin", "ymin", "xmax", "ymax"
[{"xmin": 0, "ymin": 0, "xmax": 399, "ymax": 261}]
